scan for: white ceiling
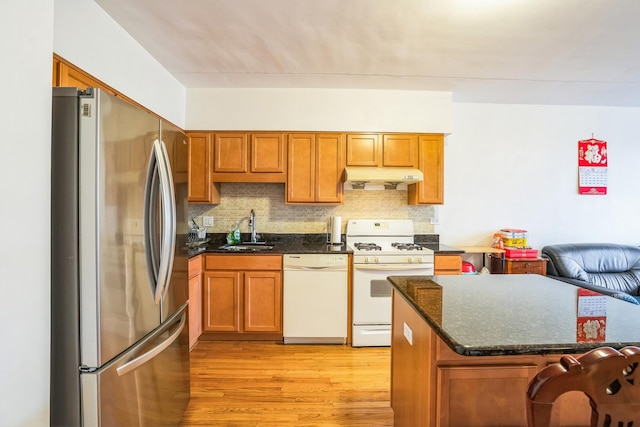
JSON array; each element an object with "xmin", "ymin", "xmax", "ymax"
[{"xmin": 95, "ymin": 0, "xmax": 640, "ymax": 106}]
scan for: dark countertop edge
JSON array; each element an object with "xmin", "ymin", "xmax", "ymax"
[
  {"xmin": 388, "ymin": 275, "xmax": 629, "ymax": 357},
  {"xmin": 414, "ymin": 235, "xmax": 464, "ymax": 254},
  {"xmin": 186, "ymin": 233, "xmax": 461, "ymax": 258},
  {"xmin": 186, "ymin": 233, "xmax": 352, "ymax": 257},
  {"xmin": 431, "ymin": 244, "xmax": 465, "ymax": 255}
]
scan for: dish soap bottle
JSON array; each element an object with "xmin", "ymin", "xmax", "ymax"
[{"xmin": 226, "ymin": 223, "xmax": 241, "ymax": 244}]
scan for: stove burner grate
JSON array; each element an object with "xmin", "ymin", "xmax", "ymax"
[
  {"xmin": 391, "ymin": 243, "xmax": 424, "ymax": 251},
  {"xmin": 354, "ymin": 242, "xmax": 382, "ymax": 251}
]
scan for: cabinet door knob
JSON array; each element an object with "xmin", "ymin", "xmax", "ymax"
[{"xmin": 525, "ymin": 262, "xmax": 531, "ymax": 268}]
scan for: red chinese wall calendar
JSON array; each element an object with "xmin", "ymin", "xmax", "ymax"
[{"xmin": 578, "ymin": 138, "xmax": 607, "ymax": 195}]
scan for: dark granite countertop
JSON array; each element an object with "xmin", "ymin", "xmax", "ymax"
[
  {"xmin": 426, "ymin": 244, "xmax": 465, "ymax": 254},
  {"xmin": 414, "ymin": 235, "xmax": 464, "ymax": 254},
  {"xmin": 388, "ymin": 274, "xmax": 640, "ymax": 357},
  {"xmin": 186, "ymin": 233, "xmax": 352, "ymax": 257},
  {"xmin": 186, "ymin": 233, "xmax": 458, "ymax": 257}
]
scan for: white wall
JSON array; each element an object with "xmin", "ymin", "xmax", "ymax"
[
  {"xmin": 0, "ymin": 1, "xmax": 185, "ymax": 424},
  {"xmin": 54, "ymin": 0, "xmax": 186, "ymax": 127},
  {"xmin": 186, "ymin": 88, "xmax": 452, "ymax": 132},
  {"xmin": 0, "ymin": 1, "xmax": 53, "ymax": 425},
  {"xmin": 440, "ymin": 103, "xmax": 640, "ymax": 248}
]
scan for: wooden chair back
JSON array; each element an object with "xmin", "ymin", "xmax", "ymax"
[{"xmin": 526, "ymin": 346, "xmax": 640, "ymax": 427}]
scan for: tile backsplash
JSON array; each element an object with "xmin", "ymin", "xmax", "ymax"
[{"xmin": 188, "ymin": 183, "xmax": 436, "ymax": 235}]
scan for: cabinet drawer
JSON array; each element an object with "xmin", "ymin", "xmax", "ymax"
[
  {"xmin": 434, "ymin": 255, "xmax": 462, "ymax": 275},
  {"xmin": 507, "ymin": 260, "xmax": 546, "ymax": 275},
  {"xmin": 489, "ymin": 255, "xmax": 547, "ymax": 276},
  {"xmin": 205, "ymin": 254, "xmax": 282, "ymax": 271}
]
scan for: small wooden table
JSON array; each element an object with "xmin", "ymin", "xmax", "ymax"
[{"xmin": 457, "ymin": 245, "xmax": 505, "ymax": 268}]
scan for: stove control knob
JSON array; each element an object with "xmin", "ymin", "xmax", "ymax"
[
  {"xmin": 407, "ymin": 257, "xmax": 414, "ymax": 264},
  {"xmin": 373, "ymin": 256, "xmax": 379, "ymax": 263}
]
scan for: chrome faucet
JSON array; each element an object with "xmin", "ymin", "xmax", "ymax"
[{"xmin": 249, "ymin": 209, "xmax": 258, "ymax": 243}]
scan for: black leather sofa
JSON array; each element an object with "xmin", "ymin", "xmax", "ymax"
[{"xmin": 541, "ymin": 243, "xmax": 640, "ymax": 305}]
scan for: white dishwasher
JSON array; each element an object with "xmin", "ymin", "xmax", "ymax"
[{"xmin": 283, "ymin": 254, "xmax": 349, "ymax": 344}]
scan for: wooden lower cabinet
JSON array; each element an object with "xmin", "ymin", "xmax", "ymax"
[
  {"xmin": 434, "ymin": 254, "xmax": 462, "ymax": 275},
  {"xmin": 188, "ymin": 256, "xmax": 203, "ymax": 350},
  {"xmin": 202, "ymin": 254, "xmax": 283, "ymax": 340},
  {"xmin": 391, "ymin": 290, "xmax": 591, "ymax": 427},
  {"xmin": 438, "ymin": 365, "xmax": 538, "ymax": 426}
]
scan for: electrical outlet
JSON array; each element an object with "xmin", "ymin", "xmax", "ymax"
[
  {"xmin": 430, "ymin": 206, "xmax": 440, "ymax": 225},
  {"xmin": 202, "ymin": 216, "xmax": 214, "ymax": 227}
]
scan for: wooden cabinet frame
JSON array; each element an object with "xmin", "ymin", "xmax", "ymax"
[
  {"xmin": 201, "ymin": 255, "xmax": 283, "ymax": 341},
  {"xmin": 346, "ymin": 133, "xmax": 418, "ymax": 168},
  {"xmin": 434, "ymin": 254, "xmax": 462, "ymax": 275},
  {"xmin": 391, "ymin": 290, "xmax": 591, "ymax": 427},
  {"xmin": 188, "ymin": 256, "xmax": 204, "ymax": 349},
  {"xmin": 287, "ymin": 133, "xmax": 345, "ymax": 204},
  {"xmin": 213, "ymin": 132, "xmax": 286, "ymax": 182},
  {"xmin": 408, "ymin": 134, "xmax": 444, "ymax": 205},
  {"xmin": 187, "ymin": 132, "xmax": 220, "ymax": 204}
]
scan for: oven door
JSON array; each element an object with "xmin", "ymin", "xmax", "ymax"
[{"xmin": 352, "ymin": 263, "xmax": 434, "ymax": 325}]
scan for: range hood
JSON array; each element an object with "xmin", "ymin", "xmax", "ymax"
[{"xmin": 344, "ymin": 166, "xmax": 423, "ymax": 189}]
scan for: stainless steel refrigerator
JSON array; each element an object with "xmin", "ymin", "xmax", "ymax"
[{"xmin": 51, "ymin": 87, "xmax": 190, "ymax": 426}]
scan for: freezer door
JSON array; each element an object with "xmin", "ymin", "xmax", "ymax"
[
  {"xmin": 82, "ymin": 303, "xmax": 190, "ymax": 427},
  {"xmin": 78, "ymin": 89, "xmax": 163, "ymax": 368}
]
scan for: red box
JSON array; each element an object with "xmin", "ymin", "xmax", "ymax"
[{"xmin": 503, "ymin": 248, "xmax": 538, "ymax": 259}]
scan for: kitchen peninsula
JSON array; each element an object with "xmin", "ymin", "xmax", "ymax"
[{"xmin": 388, "ymin": 274, "xmax": 640, "ymax": 427}]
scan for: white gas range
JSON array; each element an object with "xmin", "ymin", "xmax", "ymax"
[{"xmin": 346, "ymin": 219, "xmax": 434, "ymax": 347}]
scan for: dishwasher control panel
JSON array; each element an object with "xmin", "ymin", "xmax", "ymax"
[{"xmin": 283, "ymin": 254, "xmax": 348, "ymax": 269}]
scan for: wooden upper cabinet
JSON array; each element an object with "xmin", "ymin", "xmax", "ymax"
[
  {"xmin": 382, "ymin": 134, "xmax": 418, "ymax": 167},
  {"xmin": 251, "ymin": 133, "xmax": 286, "ymax": 173},
  {"xmin": 316, "ymin": 134, "xmax": 345, "ymax": 203},
  {"xmin": 287, "ymin": 133, "xmax": 344, "ymax": 204},
  {"xmin": 53, "ymin": 60, "xmax": 116, "ymax": 96},
  {"xmin": 287, "ymin": 133, "xmax": 315, "ymax": 203},
  {"xmin": 52, "ymin": 58, "xmax": 59, "ymax": 87},
  {"xmin": 213, "ymin": 132, "xmax": 286, "ymax": 182},
  {"xmin": 408, "ymin": 134, "xmax": 444, "ymax": 205},
  {"xmin": 214, "ymin": 133, "xmax": 248, "ymax": 173},
  {"xmin": 346, "ymin": 134, "xmax": 381, "ymax": 166},
  {"xmin": 162, "ymin": 121, "xmax": 188, "ymax": 184},
  {"xmin": 346, "ymin": 133, "xmax": 417, "ymax": 167},
  {"xmin": 187, "ymin": 132, "xmax": 220, "ymax": 204}
]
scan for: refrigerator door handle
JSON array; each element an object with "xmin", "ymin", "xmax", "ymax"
[
  {"xmin": 116, "ymin": 310, "xmax": 186, "ymax": 377},
  {"xmin": 143, "ymin": 139, "xmax": 176, "ymax": 304},
  {"xmin": 155, "ymin": 139, "xmax": 176, "ymax": 304}
]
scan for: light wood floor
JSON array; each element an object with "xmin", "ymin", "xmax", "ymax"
[{"xmin": 180, "ymin": 341, "xmax": 394, "ymax": 427}]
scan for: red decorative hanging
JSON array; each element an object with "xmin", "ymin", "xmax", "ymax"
[{"xmin": 578, "ymin": 136, "xmax": 607, "ymax": 195}]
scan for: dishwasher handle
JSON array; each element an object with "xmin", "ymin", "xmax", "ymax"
[{"xmin": 284, "ymin": 265, "xmax": 347, "ymax": 271}]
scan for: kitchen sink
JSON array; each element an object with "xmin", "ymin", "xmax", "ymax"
[{"xmin": 218, "ymin": 243, "xmax": 275, "ymax": 252}]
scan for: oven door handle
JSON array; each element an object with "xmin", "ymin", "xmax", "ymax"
[{"xmin": 353, "ymin": 264, "xmax": 434, "ymax": 271}]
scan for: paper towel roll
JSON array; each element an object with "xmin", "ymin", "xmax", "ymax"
[{"xmin": 331, "ymin": 216, "xmax": 342, "ymax": 244}]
